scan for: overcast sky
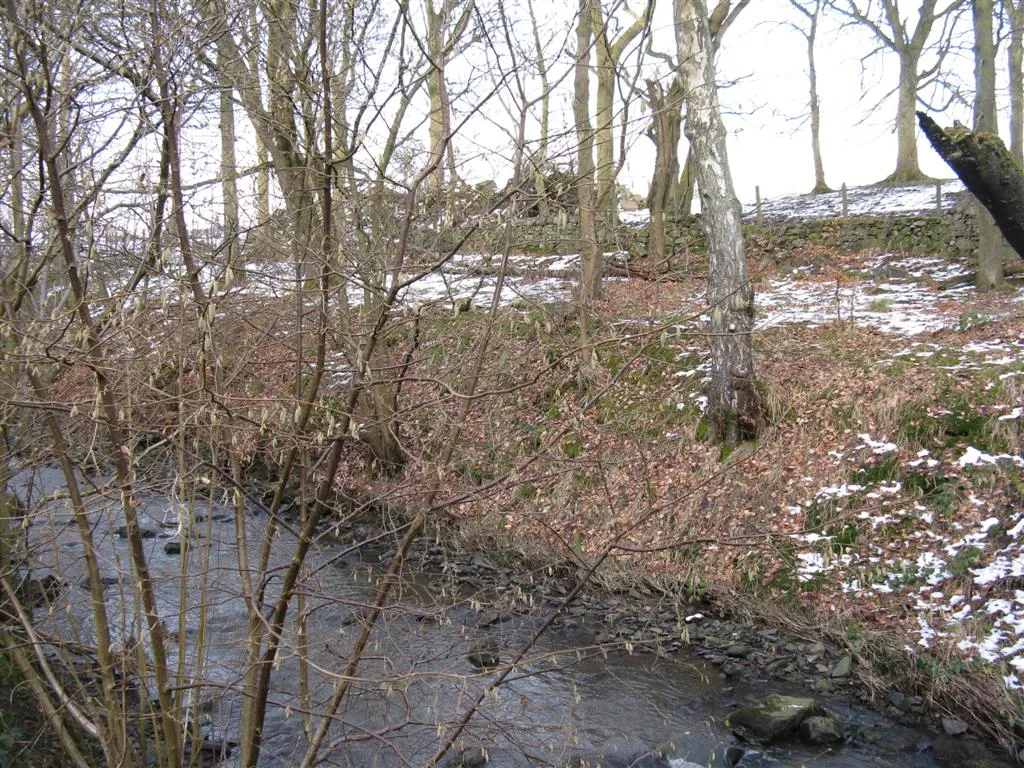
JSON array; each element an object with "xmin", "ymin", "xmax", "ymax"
[
  {"xmin": 168, "ymin": 0, "xmax": 993, "ymax": 227},
  {"xmin": 617, "ymin": 0, "xmax": 987, "ymax": 203}
]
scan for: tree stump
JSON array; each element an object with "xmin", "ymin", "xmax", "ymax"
[{"xmin": 917, "ymin": 111, "xmax": 1024, "ymax": 261}]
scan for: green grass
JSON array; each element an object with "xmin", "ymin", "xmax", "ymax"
[
  {"xmin": 897, "ymin": 394, "xmax": 1002, "ymax": 454},
  {"xmin": 852, "ymin": 456, "xmax": 902, "ymax": 485}
]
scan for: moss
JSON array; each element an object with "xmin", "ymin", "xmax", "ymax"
[
  {"xmin": 897, "ymin": 392, "xmax": 1003, "ymax": 454},
  {"xmin": 852, "ymin": 456, "xmax": 902, "ymax": 485}
]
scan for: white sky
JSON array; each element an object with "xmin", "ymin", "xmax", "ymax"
[
  {"xmin": 162, "ymin": 0, "xmax": 995, "ymax": 226},
  {"xmin": 450, "ymin": 0, "xmax": 990, "ymax": 205}
]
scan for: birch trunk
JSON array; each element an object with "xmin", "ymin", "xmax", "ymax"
[{"xmin": 674, "ymin": 0, "xmax": 763, "ymax": 444}]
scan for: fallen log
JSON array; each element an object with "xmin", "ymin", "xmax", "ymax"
[{"xmin": 917, "ymin": 112, "xmax": 1024, "ymax": 261}]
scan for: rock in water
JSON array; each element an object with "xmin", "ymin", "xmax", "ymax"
[
  {"xmin": 444, "ymin": 746, "xmax": 489, "ymax": 767},
  {"xmin": 563, "ymin": 743, "xmax": 680, "ymax": 767},
  {"xmin": 727, "ymin": 694, "xmax": 817, "ymax": 744},
  {"xmin": 799, "ymin": 715, "xmax": 844, "ymax": 745},
  {"xmin": 467, "ymin": 637, "xmax": 500, "ymax": 669}
]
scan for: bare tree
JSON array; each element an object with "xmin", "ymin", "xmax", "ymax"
[
  {"xmin": 527, "ymin": 0, "xmax": 554, "ymax": 221},
  {"xmin": 593, "ymin": 0, "xmax": 654, "ymax": 225},
  {"xmin": 427, "ymin": 0, "xmax": 474, "ymax": 210},
  {"xmin": 786, "ymin": 0, "xmax": 832, "ymax": 193},
  {"xmin": 831, "ymin": 0, "xmax": 965, "ymax": 183},
  {"xmin": 675, "ymin": 0, "xmax": 763, "ymax": 444}
]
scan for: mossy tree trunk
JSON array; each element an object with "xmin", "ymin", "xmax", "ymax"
[
  {"xmin": 918, "ymin": 112, "xmax": 1024, "ymax": 262},
  {"xmin": 592, "ymin": 0, "xmax": 651, "ymax": 227}
]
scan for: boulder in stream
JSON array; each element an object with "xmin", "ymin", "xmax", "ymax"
[
  {"xmin": 727, "ymin": 694, "xmax": 819, "ymax": 744},
  {"xmin": 467, "ymin": 637, "xmax": 500, "ymax": 670},
  {"xmin": 562, "ymin": 744, "xmax": 678, "ymax": 767},
  {"xmin": 799, "ymin": 715, "xmax": 844, "ymax": 745},
  {"xmin": 444, "ymin": 745, "xmax": 489, "ymax": 767}
]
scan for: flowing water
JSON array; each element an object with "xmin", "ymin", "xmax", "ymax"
[{"xmin": 10, "ymin": 464, "xmax": 952, "ymax": 767}]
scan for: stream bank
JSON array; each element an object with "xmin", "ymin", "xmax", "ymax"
[{"xmin": 6, "ymin": 463, "xmax": 1005, "ymax": 766}]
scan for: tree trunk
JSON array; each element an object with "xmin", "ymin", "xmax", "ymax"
[
  {"xmin": 528, "ymin": 0, "xmax": 551, "ymax": 222},
  {"xmin": 592, "ymin": 4, "xmax": 649, "ymax": 228},
  {"xmin": 1008, "ymin": 0, "xmax": 1024, "ymax": 163},
  {"xmin": 974, "ymin": 0, "xmax": 1003, "ymax": 290},
  {"xmin": 575, "ymin": 0, "xmax": 601, "ymax": 304},
  {"xmin": 675, "ymin": 0, "xmax": 763, "ymax": 445},
  {"xmin": 918, "ymin": 112, "xmax": 1024, "ymax": 262},
  {"xmin": 889, "ymin": 51, "xmax": 927, "ymax": 182},
  {"xmin": 675, "ymin": 146, "xmax": 696, "ymax": 217},
  {"xmin": 646, "ymin": 78, "xmax": 683, "ymax": 261},
  {"xmin": 427, "ymin": 2, "xmax": 450, "ymax": 204},
  {"xmin": 593, "ymin": 7, "xmax": 617, "ymax": 228},
  {"xmin": 806, "ymin": 6, "xmax": 830, "ymax": 193},
  {"xmin": 670, "ymin": 0, "xmax": 740, "ymax": 215},
  {"xmin": 218, "ymin": 47, "xmax": 239, "ymax": 268}
]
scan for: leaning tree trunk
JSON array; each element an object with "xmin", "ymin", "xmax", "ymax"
[
  {"xmin": 675, "ymin": 0, "xmax": 763, "ymax": 445},
  {"xmin": 918, "ymin": 112, "xmax": 1024, "ymax": 262}
]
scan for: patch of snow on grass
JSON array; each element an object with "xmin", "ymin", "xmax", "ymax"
[
  {"xmin": 755, "ymin": 272, "xmax": 952, "ymax": 336},
  {"xmin": 859, "ymin": 434, "xmax": 898, "ymax": 454},
  {"xmin": 745, "ymin": 180, "xmax": 965, "ymax": 221},
  {"xmin": 957, "ymin": 447, "xmax": 1024, "ymax": 469}
]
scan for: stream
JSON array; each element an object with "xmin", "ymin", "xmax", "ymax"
[{"xmin": 10, "ymin": 464, "xmax": 957, "ymax": 767}]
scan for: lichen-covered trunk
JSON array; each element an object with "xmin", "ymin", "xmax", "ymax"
[
  {"xmin": 918, "ymin": 112, "xmax": 1024, "ymax": 263},
  {"xmin": 674, "ymin": 0, "xmax": 762, "ymax": 444},
  {"xmin": 675, "ymin": 147, "xmax": 696, "ymax": 218}
]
